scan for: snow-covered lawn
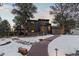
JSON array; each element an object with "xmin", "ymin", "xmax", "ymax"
[
  {"xmin": 0, "ymin": 35, "xmax": 53, "ymax": 56},
  {"xmin": 19, "ymin": 35, "xmax": 54, "ymax": 43},
  {"xmin": 48, "ymin": 35, "xmax": 79, "ymax": 56}
]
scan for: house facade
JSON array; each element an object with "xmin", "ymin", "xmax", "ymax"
[
  {"xmin": 26, "ymin": 19, "xmax": 52, "ymax": 35},
  {"xmin": 0, "ymin": 18, "xmax": 65, "ymax": 37},
  {"xmin": 14, "ymin": 19, "xmax": 65, "ymax": 36}
]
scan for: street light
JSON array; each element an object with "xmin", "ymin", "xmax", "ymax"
[{"xmin": 55, "ymin": 48, "xmax": 58, "ymax": 56}]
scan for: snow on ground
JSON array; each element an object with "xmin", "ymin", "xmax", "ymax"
[
  {"xmin": 71, "ymin": 29, "xmax": 79, "ymax": 35},
  {"xmin": 0, "ymin": 38, "xmax": 31, "ymax": 56},
  {"xmin": 48, "ymin": 35, "xmax": 79, "ymax": 56},
  {"xmin": 0, "ymin": 34, "xmax": 53, "ymax": 56}
]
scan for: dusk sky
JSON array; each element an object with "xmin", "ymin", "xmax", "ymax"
[{"xmin": 0, "ymin": 3, "xmax": 54, "ymax": 27}]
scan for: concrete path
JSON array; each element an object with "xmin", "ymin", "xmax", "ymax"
[{"xmin": 27, "ymin": 35, "xmax": 60, "ymax": 56}]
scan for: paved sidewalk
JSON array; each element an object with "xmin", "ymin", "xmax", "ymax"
[{"xmin": 27, "ymin": 35, "xmax": 60, "ymax": 56}]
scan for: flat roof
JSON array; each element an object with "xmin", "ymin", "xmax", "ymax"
[{"xmin": 27, "ymin": 19, "xmax": 49, "ymax": 21}]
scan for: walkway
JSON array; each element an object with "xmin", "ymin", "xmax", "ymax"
[{"xmin": 27, "ymin": 35, "xmax": 60, "ymax": 56}]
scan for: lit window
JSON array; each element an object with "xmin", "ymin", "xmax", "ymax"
[{"xmin": 31, "ymin": 30, "xmax": 34, "ymax": 32}]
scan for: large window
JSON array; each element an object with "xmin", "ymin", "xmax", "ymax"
[{"xmin": 31, "ymin": 22, "xmax": 35, "ymax": 32}]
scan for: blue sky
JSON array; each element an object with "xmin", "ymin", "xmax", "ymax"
[
  {"xmin": 34, "ymin": 3, "xmax": 53, "ymax": 11},
  {"xmin": 0, "ymin": 3, "xmax": 53, "ymax": 27}
]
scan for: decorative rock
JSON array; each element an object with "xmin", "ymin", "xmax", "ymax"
[{"xmin": 18, "ymin": 47, "xmax": 28, "ymax": 56}]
